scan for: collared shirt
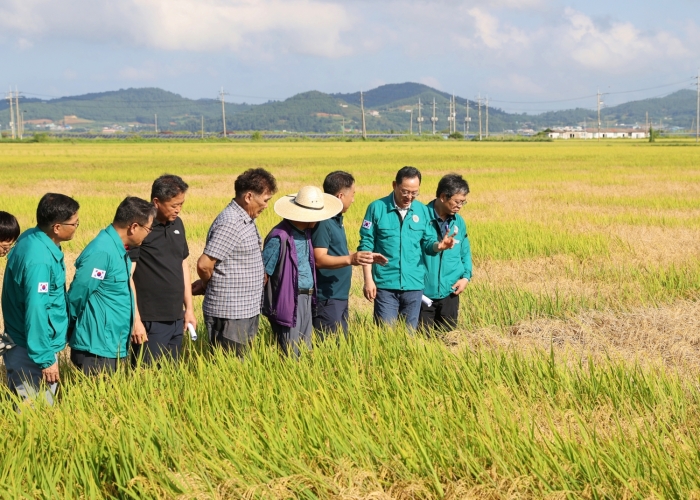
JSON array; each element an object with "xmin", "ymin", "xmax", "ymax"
[
  {"xmin": 434, "ymin": 206, "xmax": 455, "ymax": 237},
  {"xmin": 1, "ymin": 227, "xmax": 68, "ymax": 368},
  {"xmin": 358, "ymin": 192, "xmax": 438, "ymax": 291},
  {"xmin": 68, "ymin": 225, "xmax": 134, "ymax": 358},
  {"xmin": 393, "ymin": 196, "xmax": 410, "ymax": 222},
  {"xmin": 129, "ymin": 216, "xmax": 189, "ymax": 321},
  {"xmin": 311, "ymin": 214, "xmax": 351, "ymax": 300},
  {"xmin": 203, "ymin": 199, "xmax": 265, "ymax": 320},
  {"xmin": 262, "ymin": 224, "xmax": 314, "ymax": 289}
]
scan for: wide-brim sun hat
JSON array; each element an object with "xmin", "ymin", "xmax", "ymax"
[{"xmin": 274, "ymin": 186, "xmax": 343, "ymax": 223}]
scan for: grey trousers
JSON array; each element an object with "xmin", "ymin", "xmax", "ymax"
[
  {"xmin": 205, "ymin": 314, "xmax": 260, "ymax": 357},
  {"xmin": 271, "ymin": 294, "xmax": 313, "ymax": 356},
  {"xmin": 3, "ymin": 344, "xmax": 58, "ymax": 405}
]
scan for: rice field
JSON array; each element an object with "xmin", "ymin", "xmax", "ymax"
[{"xmin": 0, "ymin": 139, "xmax": 699, "ymax": 498}]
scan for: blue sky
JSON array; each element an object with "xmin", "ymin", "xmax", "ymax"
[{"xmin": 1, "ymin": 0, "xmax": 698, "ymax": 112}]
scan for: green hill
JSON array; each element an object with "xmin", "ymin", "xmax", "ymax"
[{"xmin": 1, "ymin": 85, "xmax": 696, "ymax": 134}]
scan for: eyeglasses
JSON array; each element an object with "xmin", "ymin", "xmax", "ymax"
[
  {"xmin": 0, "ymin": 241, "xmax": 16, "ymax": 252},
  {"xmin": 399, "ymin": 189, "xmax": 420, "ymax": 198},
  {"xmin": 60, "ymin": 221, "xmax": 80, "ymax": 228},
  {"xmin": 138, "ymin": 223, "xmax": 153, "ymax": 233},
  {"xmin": 449, "ymin": 199, "xmax": 467, "ymax": 207}
]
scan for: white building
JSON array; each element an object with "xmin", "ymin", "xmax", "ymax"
[{"xmin": 547, "ymin": 128, "xmax": 647, "ymax": 139}]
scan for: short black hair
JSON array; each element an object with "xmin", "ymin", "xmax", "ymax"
[
  {"xmin": 113, "ymin": 197, "xmax": 157, "ymax": 227},
  {"xmin": 395, "ymin": 166, "xmax": 421, "ymax": 185},
  {"xmin": 323, "ymin": 171, "xmax": 355, "ymax": 195},
  {"xmin": 0, "ymin": 211, "xmax": 20, "ymax": 242},
  {"xmin": 436, "ymin": 174, "xmax": 470, "ymax": 199},
  {"xmin": 234, "ymin": 168, "xmax": 278, "ymax": 198},
  {"xmin": 36, "ymin": 193, "xmax": 80, "ymax": 228},
  {"xmin": 151, "ymin": 174, "xmax": 188, "ymax": 202}
]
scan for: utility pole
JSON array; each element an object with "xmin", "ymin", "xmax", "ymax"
[
  {"xmin": 646, "ymin": 111, "xmax": 649, "ymax": 139},
  {"xmin": 154, "ymin": 114, "xmax": 158, "ymax": 134},
  {"xmin": 477, "ymin": 94, "xmax": 482, "ymax": 141},
  {"xmin": 485, "ymin": 95, "xmax": 489, "ymax": 139},
  {"xmin": 597, "ymin": 89, "xmax": 602, "ymax": 141},
  {"xmin": 465, "ymin": 99, "xmax": 471, "ymax": 138},
  {"xmin": 201, "ymin": 115, "xmax": 204, "ymax": 139},
  {"xmin": 360, "ymin": 91, "xmax": 367, "ymax": 139},
  {"xmin": 7, "ymin": 89, "xmax": 15, "ymax": 139},
  {"xmin": 447, "ymin": 95, "xmax": 453, "ymax": 134},
  {"xmin": 431, "ymin": 98, "xmax": 437, "ymax": 135},
  {"xmin": 342, "ymin": 116, "xmax": 345, "ymax": 136},
  {"xmin": 417, "ymin": 98, "xmax": 424, "ymax": 135},
  {"xmin": 407, "ymin": 109, "xmax": 413, "ymax": 135},
  {"xmin": 15, "ymin": 88, "xmax": 22, "ymax": 140},
  {"xmin": 219, "ymin": 87, "xmax": 229, "ymax": 136}
]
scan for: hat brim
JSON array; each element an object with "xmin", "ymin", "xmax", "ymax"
[{"xmin": 274, "ymin": 193, "xmax": 343, "ymax": 222}]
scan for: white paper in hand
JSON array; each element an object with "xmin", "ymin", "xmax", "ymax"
[{"xmin": 187, "ymin": 323, "xmax": 197, "ymax": 341}]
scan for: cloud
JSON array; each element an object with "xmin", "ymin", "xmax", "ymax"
[
  {"xmin": 560, "ymin": 8, "xmax": 691, "ymax": 71},
  {"xmin": 0, "ymin": 0, "xmax": 354, "ymax": 58}
]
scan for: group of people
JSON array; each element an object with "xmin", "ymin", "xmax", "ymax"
[{"xmin": 0, "ymin": 167, "xmax": 471, "ymax": 403}]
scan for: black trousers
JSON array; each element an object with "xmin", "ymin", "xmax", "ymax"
[
  {"xmin": 313, "ymin": 299, "xmax": 349, "ymax": 338},
  {"xmin": 71, "ymin": 349, "xmax": 123, "ymax": 375},
  {"xmin": 132, "ymin": 319, "xmax": 184, "ymax": 367},
  {"xmin": 418, "ymin": 294, "xmax": 460, "ymax": 333}
]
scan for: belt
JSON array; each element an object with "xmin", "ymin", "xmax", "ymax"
[{"xmin": 298, "ymin": 288, "xmax": 315, "ymax": 295}]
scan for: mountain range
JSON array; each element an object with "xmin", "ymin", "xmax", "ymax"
[{"xmin": 1, "ymin": 83, "xmax": 696, "ymax": 134}]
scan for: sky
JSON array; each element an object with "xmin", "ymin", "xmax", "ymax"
[{"xmin": 1, "ymin": 0, "xmax": 699, "ymax": 113}]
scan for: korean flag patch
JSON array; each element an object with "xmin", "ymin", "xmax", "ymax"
[
  {"xmin": 91, "ymin": 268, "xmax": 106, "ymax": 280},
  {"xmin": 38, "ymin": 282, "xmax": 48, "ymax": 293},
  {"xmin": 362, "ymin": 220, "xmax": 372, "ymax": 230}
]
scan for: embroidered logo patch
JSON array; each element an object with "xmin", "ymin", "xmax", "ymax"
[
  {"xmin": 91, "ymin": 268, "xmax": 106, "ymax": 280},
  {"xmin": 453, "ymin": 226, "xmax": 459, "ymax": 235},
  {"xmin": 412, "ymin": 215, "xmax": 420, "ymax": 223},
  {"xmin": 362, "ymin": 220, "xmax": 372, "ymax": 229},
  {"xmin": 38, "ymin": 282, "xmax": 48, "ymax": 293},
  {"xmin": 173, "ymin": 230, "xmax": 180, "ymax": 235}
]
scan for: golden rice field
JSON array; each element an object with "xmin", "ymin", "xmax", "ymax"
[{"xmin": 0, "ymin": 139, "xmax": 700, "ymax": 498}]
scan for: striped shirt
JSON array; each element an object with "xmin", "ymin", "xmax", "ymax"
[{"xmin": 203, "ymin": 200, "xmax": 264, "ymax": 319}]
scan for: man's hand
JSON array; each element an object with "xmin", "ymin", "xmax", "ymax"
[
  {"xmin": 42, "ymin": 362, "xmax": 59, "ymax": 384},
  {"xmin": 451, "ymin": 278, "xmax": 469, "ymax": 295},
  {"xmin": 363, "ymin": 279, "xmax": 377, "ymax": 302},
  {"xmin": 350, "ymin": 251, "xmax": 375, "ymax": 266},
  {"xmin": 191, "ymin": 279, "xmax": 206, "ymax": 296},
  {"xmin": 371, "ymin": 253, "xmax": 388, "ymax": 266},
  {"xmin": 437, "ymin": 227, "xmax": 458, "ymax": 251},
  {"xmin": 131, "ymin": 320, "xmax": 148, "ymax": 344},
  {"xmin": 184, "ymin": 309, "xmax": 197, "ymax": 332}
]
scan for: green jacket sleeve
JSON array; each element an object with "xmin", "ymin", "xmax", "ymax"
[
  {"xmin": 357, "ymin": 204, "xmax": 375, "ymax": 252},
  {"xmin": 22, "ymin": 263, "xmax": 55, "ymax": 369},
  {"xmin": 69, "ymin": 251, "xmax": 109, "ymax": 326},
  {"xmin": 420, "ymin": 215, "xmax": 439, "ymax": 257},
  {"xmin": 461, "ymin": 221, "xmax": 473, "ymax": 280}
]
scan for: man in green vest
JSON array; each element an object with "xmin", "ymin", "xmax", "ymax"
[
  {"xmin": 359, "ymin": 166, "xmax": 457, "ymax": 330},
  {"xmin": 420, "ymin": 174, "xmax": 472, "ymax": 332},
  {"xmin": 68, "ymin": 197, "xmax": 156, "ymax": 374},
  {"xmin": 2, "ymin": 193, "xmax": 80, "ymax": 404}
]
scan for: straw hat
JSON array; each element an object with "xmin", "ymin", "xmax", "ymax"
[{"xmin": 273, "ymin": 186, "xmax": 343, "ymax": 222}]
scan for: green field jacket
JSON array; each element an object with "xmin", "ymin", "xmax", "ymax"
[
  {"xmin": 1, "ymin": 228, "xmax": 68, "ymax": 368},
  {"xmin": 422, "ymin": 200, "xmax": 473, "ymax": 300},
  {"xmin": 358, "ymin": 193, "xmax": 438, "ymax": 291},
  {"xmin": 68, "ymin": 225, "xmax": 134, "ymax": 359}
]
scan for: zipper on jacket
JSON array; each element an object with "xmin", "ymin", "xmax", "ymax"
[{"xmin": 398, "ymin": 210, "xmax": 404, "ymax": 289}]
